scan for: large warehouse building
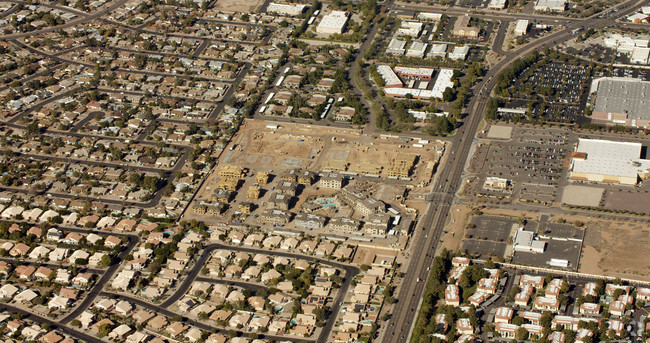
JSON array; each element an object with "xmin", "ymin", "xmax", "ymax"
[
  {"xmin": 316, "ymin": 11, "xmax": 349, "ymax": 35},
  {"xmin": 591, "ymin": 77, "xmax": 650, "ymax": 128},
  {"xmin": 569, "ymin": 138, "xmax": 650, "ymax": 185}
]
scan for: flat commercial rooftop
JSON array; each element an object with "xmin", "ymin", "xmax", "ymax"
[
  {"xmin": 571, "ymin": 138, "xmax": 650, "ymax": 178},
  {"xmin": 316, "ymin": 11, "xmax": 348, "ymax": 32},
  {"xmin": 394, "ymin": 66, "xmax": 434, "ymax": 78},
  {"xmin": 376, "ymin": 65, "xmax": 402, "ymax": 87},
  {"xmin": 593, "ymin": 77, "xmax": 650, "ymax": 120}
]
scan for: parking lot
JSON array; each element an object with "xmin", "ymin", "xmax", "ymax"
[
  {"xmin": 463, "ymin": 240, "xmax": 507, "ymax": 258},
  {"xmin": 513, "ymin": 216, "xmax": 584, "ymax": 271},
  {"xmin": 471, "ymin": 127, "xmax": 576, "ymax": 205},
  {"xmin": 512, "ymin": 239, "xmax": 582, "ymax": 271},
  {"xmin": 537, "ymin": 215, "xmax": 585, "ymax": 240},
  {"xmin": 462, "ymin": 215, "xmax": 517, "ymax": 259},
  {"xmin": 611, "ymin": 67, "xmax": 650, "ymax": 81},
  {"xmin": 519, "ymin": 183, "xmax": 556, "ymax": 203},
  {"xmin": 573, "ymin": 44, "xmax": 614, "ymax": 64},
  {"xmin": 461, "ymin": 214, "xmax": 585, "ymax": 271},
  {"xmin": 457, "ymin": 0, "xmax": 490, "ymax": 9},
  {"xmin": 497, "ymin": 61, "xmax": 592, "ymax": 123},
  {"xmin": 526, "ymin": 62, "xmax": 590, "ymax": 103},
  {"xmin": 481, "ymin": 128, "xmax": 570, "ymax": 186},
  {"xmin": 530, "ymin": 103, "xmax": 586, "ymax": 124}
]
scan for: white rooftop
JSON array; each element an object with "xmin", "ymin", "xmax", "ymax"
[
  {"xmin": 534, "ymin": 0, "xmax": 566, "ymax": 10},
  {"xmin": 397, "ymin": 21, "xmax": 424, "ymax": 37},
  {"xmin": 317, "ymin": 11, "xmax": 348, "ymax": 32},
  {"xmin": 429, "ymin": 43, "xmax": 447, "ymax": 53},
  {"xmin": 376, "ymin": 65, "xmax": 402, "ymax": 87},
  {"xmin": 387, "ymin": 38, "xmax": 406, "ymax": 55},
  {"xmin": 267, "ymin": 3, "xmax": 307, "ymax": 15},
  {"xmin": 571, "ymin": 138, "xmax": 650, "ymax": 178},
  {"xmin": 417, "ymin": 12, "xmax": 442, "ymax": 21},
  {"xmin": 432, "ymin": 68, "xmax": 455, "ymax": 98},
  {"xmin": 515, "ymin": 20, "xmax": 529, "ymax": 32},
  {"xmin": 406, "ymin": 42, "xmax": 428, "ymax": 57},
  {"xmin": 394, "ymin": 66, "xmax": 434, "ymax": 78},
  {"xmin": 488, "ymin": 0, "xmax": 507, "ymax": 8}
]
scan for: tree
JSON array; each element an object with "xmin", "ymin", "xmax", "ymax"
[
  {"xmin": 312, "ymin": 307, "xmax": 326, "ymax": 324},
  {"xmin": 97, "ymin": 323, "xmax": 111, "ymax": 337},
  {"xmin": 595, "ymin": 279, "xmax": 605, "ymax": 295},
  {"xmin": 100, "ymin": 254, "xmax": 112, "ymax": 267},
  {"xmin": 384, "ymin": 285, "xmax": 395, "ymax": 303},
  {"xmin": 485, "ymin": 98, "xmax": 500, "ymax": 121},
  {"xmin": 541, "ymin": 311, "xmax": 553, "ymax": 328},
  {"xmin": 458, "ymin": 264, "xmax": 486, "ymax": 290},
  {"xmin": 516, "ymin": 327, "xmax": 528, "ymax": 341},
  {"xmin": 26, "ymin": 121, "xmax": 40, "ymax": 135},
  {"xmin": 484, "ymin": 259, "xmax": 495, "ymax": 269},
  {"xmin": 442, "ymin": 87, "xmax": 455, "ymax": 102}
]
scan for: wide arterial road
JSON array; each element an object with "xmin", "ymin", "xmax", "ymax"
[{"xmin": 382, "ymin": 0, "xmax": 647, "ymax": 341}]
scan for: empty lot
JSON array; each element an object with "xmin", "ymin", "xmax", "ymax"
[
  {"xmin": 603, "ymin": 189, "xmax": 650, "ymax": 215},
  {"xmin": 561, "ymin": 185, "xmax": 604, "ymax": 207},
  {"xmin": 214, "ymin": 0, "xmax": 264, "ymax": 12}
]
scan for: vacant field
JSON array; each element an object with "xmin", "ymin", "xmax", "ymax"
[
  {"xmin": 581, "ymin": 221, "xmax": 650, "ymax": 281},
  {"xmin": 487, "ymin": 125, "xmax": 513, "ymax": 139},
  {"xmin": 603, "ymin": 190, "xmax": 650, "ymax": 215},
  {"xmin": 214, "ymin": 0, "xmax": 264, "ymax": 12},
  {"xmin": 561, "ymin": 185, "xmax": 603, "ymax": 207},
  {"xmin": 437, "ymin": 205, "xmax": 472, "ymax": 254}
]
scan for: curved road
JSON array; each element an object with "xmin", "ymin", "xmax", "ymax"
[
  {"xmin": 195, "ymin": 277, "xmax": 268, "ymax": 293},
  {"xmin": 0, "ymin": 304, "xmax": 104, "ymax": 343},
  {"xmin": 159, "ymin": 242, "xmax": 360, "ymax": 343},
  {"xmin": 100, "ymin": 291, "xmax": 311, "ymax": 343}
]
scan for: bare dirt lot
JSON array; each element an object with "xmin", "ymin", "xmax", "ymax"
[
  {"xmin": 561, "ymin": 185, "xmax": 603, "ymax": 207},
  {"xmin": 213, "ymin": 0, "xmax": 264, "ymax": 12},
  {"xmin": 582, "ymin": 221, "xmax": 650, "ymax": 281},
  {"xmin": 486, "ymin": 125, "xmax": 513, "ymax": 139},
  {"xmin": 437, "ymin": 205, "xmax": 472, "ymax": 254},
  {"xmin": 225, "ymin": 120, "xmax": 443, "ymax": 182},
  {"xmin": 603, "ymin": 189, "xmax": 650, "ymax": 215}
]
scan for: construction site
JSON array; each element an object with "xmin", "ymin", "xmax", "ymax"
[
  {"xmin": 183, "ymin": 120, "xmax": 447, "ymax": 251},
  {"xmin": 219, "ymin": 120, "xmax": 445, "ymax": 182}
]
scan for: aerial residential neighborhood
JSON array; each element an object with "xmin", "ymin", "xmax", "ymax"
[{"xmin": 0, "ymin": 0, "xmax": 649, "ymax": 342}]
